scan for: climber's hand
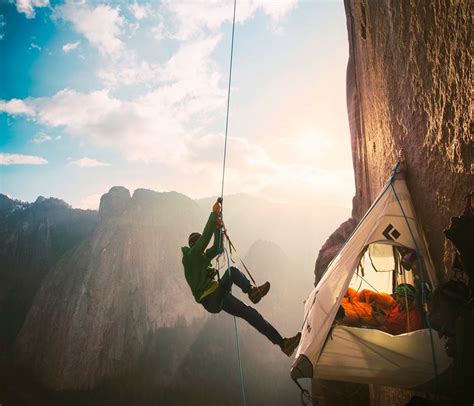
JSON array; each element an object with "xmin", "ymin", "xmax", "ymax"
[{"xmin": 212, "ymin": 199, "xmax": 221, "ymax": 214}]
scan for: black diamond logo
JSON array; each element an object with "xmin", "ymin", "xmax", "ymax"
[{"xmin": 383, "ymin": 224, "xmax": 401, "ymax": 240}]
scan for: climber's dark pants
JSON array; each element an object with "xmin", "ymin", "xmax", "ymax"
[{"xmin": 201, "ymin": 266, "xmax": 283, "ymax": 346}]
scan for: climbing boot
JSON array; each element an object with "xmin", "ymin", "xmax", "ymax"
[
  {"xmin": 248, "ymin": 281, "xmax": 270, "ymax": 304},
  {"xmin": 281, "ymin": 332, "xmax": 302, "ymax": 357}
]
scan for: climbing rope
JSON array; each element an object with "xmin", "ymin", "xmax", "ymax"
[
  {"xmin": 216, "ymin": 1, "xmax": 247, "ymax": 405},
  {"xmin": 220, "ymin": 0, "xmax": 237, "ymax": 204}
]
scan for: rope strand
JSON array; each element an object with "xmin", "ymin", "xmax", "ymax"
[
  {"xmin": 220, "ymin": 0, "xmax": 237, "ymax": 203},
  {"xmin": 218, "ymin": 1, "xmax": 247, "ymax": 405}
]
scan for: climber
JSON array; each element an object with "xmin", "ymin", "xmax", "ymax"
[
  {"xmin": 181, "ymin": 198, "xmax": 301, "ymax": 356},
  {"xmin": 373, "ymin": 283, "xmax": 423, "ymax": 335}
]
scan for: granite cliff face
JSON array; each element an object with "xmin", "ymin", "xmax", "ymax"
[
  {"xmin": 15, "ymin": 188, "xmax": 206, "ymax": 390},
  {"xmin": 7, "ymin": 191, "xmax": 304, "ymax": 404},
  {"xmin": 0, "ymin": 194, "xmax": 97, "ymax": 345},
  {"xmin": 313, "ymin": 1, "xmax": 471, "ymax": 404},
  {"xmin": 316, "ymin": 0, "xmax": 472, "ymax": 281}
]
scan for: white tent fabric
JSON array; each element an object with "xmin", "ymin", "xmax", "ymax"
[
  {"xmin": 291, "ymin": 172, "xmax": 451, "ymax": 387},
  {"xmin": 315, "ymin": 326, "xmax": 451, "ymax": 387},
  {"xmin": 368, "ymin": 243, "xmax": 395, "ymax": 272}
]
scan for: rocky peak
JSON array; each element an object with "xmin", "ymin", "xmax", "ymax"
[
  {"xmin": 33, "ymin": 196, "xmax": 70, "ymax": 211},
  {"xmin": 0, "ymin": 194, "xmax": 29, "ymax": 214},
  {"xmin": 98, "ymin": 186, "xmax": 131, "ymax": 221},
  {"xmin": 15, "ymin": 186, "xmax": 205, "ymax": 390}
]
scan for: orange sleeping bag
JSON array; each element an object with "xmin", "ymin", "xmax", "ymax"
[{"xmin": 341, "ymin": 288, "xmax": 394, "ymax": 327}]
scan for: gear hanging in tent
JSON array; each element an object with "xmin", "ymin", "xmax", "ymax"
[{"xmin": 291, "ymin": 162, "xmax": 452, "ymax": 390}]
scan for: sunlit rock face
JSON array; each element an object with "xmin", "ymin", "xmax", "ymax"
[
  {"xmin": 15, "ymin": 188, "xmax": 206, "ymax": 390},
  {"xmin": 346, "ymin": 0, "xmax": 471, "ymax": 272},
  {"xmin": 313, "ymin": 0, "xmax": 471, "ymax": 403},
  {"xmin": 316, "ymin": 0, "xmax": 471, "ymax": 282},
  {"xmin": 314, "ymin": 218, "xmax": 356, "ymax": 283}
]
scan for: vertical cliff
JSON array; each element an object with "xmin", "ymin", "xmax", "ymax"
[
  {"xmin": 0, "ymin": 195, "xmax": 97, "ymax": 345},
  {"xmin": 15, "ymin": 188, "xmax": 206, "ymax": 390},
  {"xmin": 344, "ymin": 0, "xmax": 471, "ymax": 273},
  {"xmin": 313, "ymin": 1, "xmax": 471, "ymax": 404},
  {"xmin": 317, "ymin": 0, "xmax": 472, "ymax": 282}
]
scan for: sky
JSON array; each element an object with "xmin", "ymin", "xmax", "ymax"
[{"xmin": 0, "ymin": 0, "xmax": 355, "ymax": 212}]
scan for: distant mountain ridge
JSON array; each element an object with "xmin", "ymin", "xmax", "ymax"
[
  {"xmin": 0, "ymin": 194, "xmax": 98, "ymax": 346},
  {"xmin": 15, "ymin": 187, "xmax": 206, "ymax": 389},
  {"xmin": 0, "ymin": 186, "xmax": 330, "ymax": 403}
]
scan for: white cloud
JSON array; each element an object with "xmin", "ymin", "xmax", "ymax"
[
  {"xmin": 69, "ymin": 157, "xmax": 111, "ymax": 168},
  {"xmin": 151, "ymin": 21, "xmax": 167, "ymax": 41},
  {"xmin": 54, "ymin": 2, "xmax": 124, "ymax": 55},
  {"xmin": 252, "ymin": 0, "xmax": 298, "ymax": 21},
  {"xmin": 2, "ymin": 0, "xmax": 307, "ymax": 197},
  {"xmin": 129, "ymin": 2, "xmax": 153, "ymax": 20},
  {"xmin": 97, "ymin": 31, "xmax": 223, "ymax": 89},
  {"xmin": 0, "ymin": 153, "xmax": 48, "ymax": 165},
  {"xmin": 32, "ymin": 132, "xmax": 52, "ymax": 144},
  {"xmin": 96, "ymin": 49, "xmax": 159, "ymax": 88},
  {"xmin": 27, "ymin": 89, "xmax": 122, "ymax": 131},
  {"xmin": 30, "ymin": 43, "xmax": 41, "ymax": 51},
  {"xmin": 62, "ymin": 41, "xmax": 80, "ymax": 53},
  {"xmin": 160, "ymin": 0, "xmax": 297, "ymax": 40},
  {"xmin": 0, "ymin": 99, "xmax": 35, "ymax": 115},
  {"xmin": 15, "ymin": 0, "xmax": 49, "ymax": 19},
  {"xmin": 0, "ymin": 16, "xmax": 5, "ymax": 41}
]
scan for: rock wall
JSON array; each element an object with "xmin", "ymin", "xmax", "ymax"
[
  {"xmin": 0, "ymin": 195, "xmax": 97, "ymax": 345},
  {"xmin": 344, "ymin": 0, "xmax": 471, "ymax": 275},
  {"xmin": 15, "ymin": 188, "xmax": 206, "ymax": 390},
  {"xmin": 313, "ymin": 0, "xmax": 471, "ymax": 404}
]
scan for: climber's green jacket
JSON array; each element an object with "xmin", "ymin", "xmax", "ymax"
[{"xmin": 181, "ymin": 212, "xmax": 223, "ymax": 302}]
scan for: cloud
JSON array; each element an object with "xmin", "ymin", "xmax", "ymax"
[
  {"xmin": 96, "ymin": 49, "xmax": 159, "ymax": 88},
  {"xmin": 26, "ymin": 89, "xmax": 122, "ymax": 131},
  {"xmin": 54, "ymin": 2, "xmax": 124, "ymax": 55},
  {"xmin": 160, "ymin": 0, "xmax": 297, "ymax": 40},
  {"xmin": 251, "ymin": 0, "xmax": 298, "ymax": 21},
  {"xmin": 29, "ymin": 42, "xmax": 41, "ymax": 51},
  {"xmin": 5, "ymin": 32, "xmax": 226, "ymax": 159},
  {"xmin": 97, "ymin": 31, "xmax": 223, "ymax": 89},
  {"xmin": 15, "ymin": 0, "xmax": 49, "ymax": 19},
  {"xmin": 31, "ymin": 132, "xmax": 62, "ymax": 144},
  {"xmin": 129, "ymin": 2, "xmax": 153, "ymax": 20},
  {"xmin": 0, "ymin": 99, "xmax": 35, "ymax": 115},
  {"xmin": 2, "ymin": 0, "xmax": 314, "ymax": 198},
  {"xmin": 0, "ymin": 153, "xmax": 48, "ymax": 165},
  {"xmin": 62, "ymin": 41, "xmax": 80, "ymax": 53},
  {"xmin": 69, "ymin": 157, "xmax": 111, "ymax": 168},
  {"xmin": 32, "ymin": 132, "xmax": 52, "ymax": 144},
  {"xmin": 0, "ymin": 15, "xmax": 5, "ymax": 40}
]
